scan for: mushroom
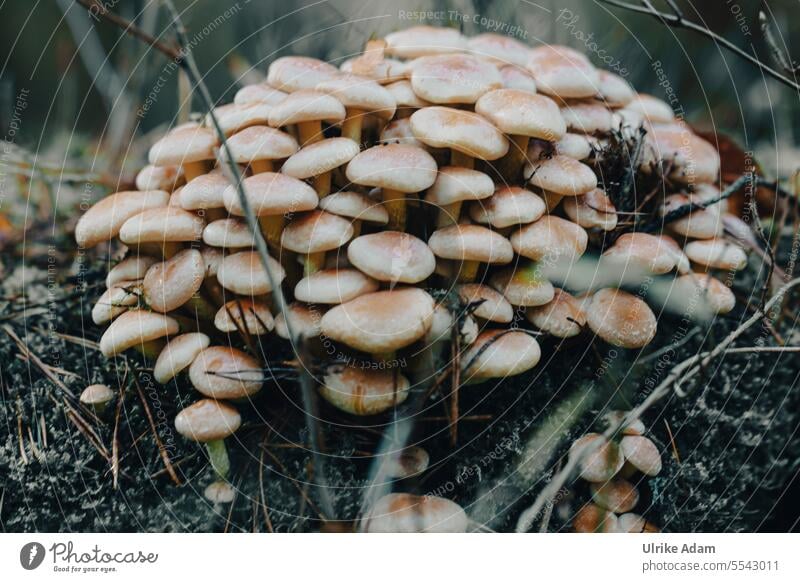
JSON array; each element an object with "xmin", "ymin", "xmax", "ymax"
[
  {"xmin": 280, "ymin": 210, "xmax": 354, "ymax": 275},
  {"xmin": 204, "ymin": 481, "xmax": 236, "ymax": 505},
  {"xmin": 282, "ymin": 137, "xmax": 360, "ymax": 198},
  {"xmin": 234, "ymin": 83, "xmax": 287, "ymax": 106},
  {"xmin": 92, "ymin": 282, "xmax": 142, "ymax": 325},
  {"xmin": 596, "ymin": 70, "xmax": 635, "ymax": 108},
  {"xmin": 602, "ymin": 410, "xmax": 646, "ymax": 436},
  {"xmin": 570, "ymin": 433, "xmax": 625, "ymax": 483},
  {"xmin": 527, "ymin": 45, "xmax": 599, "ymax": 100},
  {"xmin": 428, "ymin": 224, "xmax": 513, "ymax": 282},
  {"xmin": 274, "ymin": 302, "xmax": 322, "ymax": 340},
  {"xmin": 318, "ymin": 190, "xmax": 389, "ymax": 235},
  {"xmin": 180, "ymin": 173, "xmax": 231, "ymax": 223},
  {"xmin": 294, "ymin": 268, "xmax": 379, "ymax": 304},
  {"xmin": 585, "ymin": 288, "xmax": 657, "ymax": 349},
  {"xmin": 468, "ymin": 186, "xmax": 546, "ymax": 230},
  {"xmin": 153, "ymin": 332, "xmax": 211, "ymax": 384},
  {"xmin": 525, "ymin": 154, "xmax": 598, "ymax": 198},
  {"xmin": 683, "ymin": 239, "xmax": 747, "ymax": 271},
  {"xmin": 316, "ymin": 74, "xmax": 396, "ymax": 144},
  {"xmin": 342, "ymin": 40, "xmax": 408, "ymax": 85},
  {"xmin": 590, "ymin": 479, "xmax": 640, "ymax": 514},
  {"xmin": 425, "ymin": 166, "xmax": 494, "ymax": 228},
  {"xmin": 562, "ymin": 188, "xmax": 618, "ymax": 231},
  {"xmin": 267, "ymin": 89, "xmax": 345, "ymax": 146},
  {"xmin": 511, "ymin": 215, "xmax": 589, "ymax": 263},
  {"xmin": 671, "ymin": 273, "xmax": 736, "ymax": 315},
  {"xmin": 618, "ymin": 512, "xmax": 660, "ymax": 533},
  {"xmin": 347, "ymin": 231, "xmax": 435, "ymax": 286},
  {"xmin": 75, "ymin": 190, "xmax": 170, "ymax": 249},
  {"xmin": 221, "ymin": 125, "xmax": 298, "ymax": 173},
  {"xmin": 118, "ymin": 206, "xmax": 205, "ymax": 258},
  {"xmin": 80, "ymin": 384, "xmax": 114, "ymax": 414},
  {"xmin": 409, "ymin": 54, "xmax": 501, "ymax": 106},
  {"xmin": 624, "ymin": 93, "xmax": 675, "ymax": 124},
  {"xmin": 106, "ymin": 256, "xmax": 158, "ymax": 288},
  {"xmin": 216, "ymin": 250, "xmax": 286, "ymax": 296},
  {"xmin": 99, "ymin": 309, "xmax": 179, "ymax": 357},
  {"xmin": 489, "ymin": 261, "xmax": 555, "ymax": 307},
  {"xmin": 362, "ymin": 493, "xmax": 468, "ymax": 533},
  {"xmin": 214, "ymin": 299, "xmax": 275, "ymax": 336},
  {"xmin": 461, "ymin": 329, "xmax": 541, "ymax": 382},
  {"xmin": 384, "ymin": 80, "xmax": 430, "ymax": 118},
  {"xmin": 142, "ymin": 248, "xmax": 208, "ymax": 315},
  {"xmin": 602, "ymin": 232, "xmax": 679, "ymax": 275},
  {"xmin": 148, "ymin": 125, "xmax": 217, "ymax": 181},
  {"xmin": 135, "ymin": 164, "xmax": 184, "ymax": 192},
  {"xmin": 661, "ymin": 186, "xmax": 725, "ymax": 240},
  {"xmin": 467, "ymin": 33, "xmax": 530, "ymax": 68},
  {"xmin": 499, "ymin": 65, "xmax": 538, "ymax": 92},
  {"xmin": 202, "ymin": 218, "xmax": 257, "ymax": 249},
  {"xmin": 381, "ymin": 446, "xmax": 430, "ymax": 479},
  {"xmin": 526, "ymin": 287, "xmax": 586, "ymax": 338},
  {"xmin": 572, "ymin": 503, "xmax": 620, "ymax": 533},
  {"xmin": 174, "ymin": 398, "xmax": 241, "ymax": 478},
  {"xmin": 621, "ymin": 435, "xmax": 662, "ymax": 476},
  {"xmin": 189, "ymin": 346, "xmax": 263, "ymax": 400},
  {"xmin": 205, "ymin": 102, "xmax": 272, "ymax": 137},
  {"xmin": 383, "ymin": 26, "xmax": 468, "ymax": 59},
  {"xmin": 642, "ymin": 122, "xmax": 720, "ymax": 184},
  {"xmin": 560, "ymin": 100, "xmax": 614, "ymax": 135},
  {"xmin": 320, "ymin": 366, "xmax": 410, "ymax": 415},
  {"xmin": 458, "ymin": 283, "xmax": 514, "ymax": 324},
  {"xmin": 266, "ymin": 56, "xmax": 340, "ymax": 93}
]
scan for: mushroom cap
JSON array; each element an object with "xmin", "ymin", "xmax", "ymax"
[
  {"xmin": 75, "ymin": 190, "xmax": 170, "ymax": 248},
  {"xmin": 572, "ymin": 503, "xmax": 620, "ymax": 533},
  {"xmin": 385, "ymin": 80, "xmax": 430, "ymax": 109},
  {"xmin": 661, "ymin": 191, "xmax": 724, "ymax": 239},
  {"xmin": 570, "ymin": 433, "xmax": 625, "ymax": 483},
  {"xmin": 655, "ymin": 234, "xmax": 691, "ymax": 274},
  {"xmin": 526, "ymin": 287, "xmax": 586, "ymax": 338},
  {"xmin": 316, "ymin": 74, "xmax": 396, "ymax": 119},
  {"xmin": 511, "ymin": 215, "xmax": 588, "ymax": 262},
  {"xmin": 280, "ymin": 210, "xmax": 354, "ymax": 254},
  {"xmin": 174, "ymin": 399, "xmax": 241, "ymax": 443},
  {"xmin": 586, "ymin": 288, "xmax": 657, "ymax": 349},
  {"xmin": 320, "ymin": 366, "xmax": 410, "ymax": 415},
  {"xmin": 624, "ymin": 93, "xmax": 675, "ymax": 123},
  {"xmin": 281, "ymin": 137, "xmax": 360, "ymax": 179},
  {"xmin": 526, "ymin": 155, "xmax": 597, "ymax": 196},
  {"xmin": 555, "ymin": 133, "xmax": 596, "ymax": 160},
  {"xmin": 92, "ymin": 282, "xmax": 141, "ymax": 325},
  {"xmin": 99, "ymin": 309, "xmax": 179, "ymax": 357},
  {"xmin": 467, "ymin": 33, "xmax": 531, "ymax": 68},
  {"xmin": 490, "ymin": 263, "xmax": 555, "ymax": 307},
  {"xmin": 342, "ymin": 51, "xmax": 409, "ymax": 84},
  {"xmin": 499, "ymin": 65, "xmax": 537, "ymax": 93},
  {"xmin": 618, "ymin": 513, "xmax": 660, "ymax": 533},
  {"xmin": 214, "ymin": 299, "xmax": 275, "ymax": 335},
  {"xmin": 135, "ymin": 164, "xmax": 184, "ymax": 191},
  {"xmin": 216, "ymin": 250, "xmax": 286, "ymax": 295},
  {"xmin": 268, "ymin": 90, "xmax": 345, "ymax": 131},
  {"xmin": 560, "ymin": 100, "xmax": 614, "ymax": 135},
  {"xmin": 684, "ymin": 239, "xmax": 747, "ymax": 270},
  {"xmin": 266, "ymin": 56, "xmax": 340, "ymax": 92},
  {"xmin": 596, "ymin": 70, "xmax": 635, "ymax": 107},
  {"xmin": 382, "ymin": 446, "xmax": 430, "ymax": 479},
  {"xmin": 106, "ymin": 256, "xmax": 157, "ymax": 288},
  {"xmin": 153, "ymin": 332, "xmax": 211, "ymax": 384},
  {"xmin": 295, "ymin": 268, "xmax": 379, "ymax": 304},
  {"xmin": 201, "ymin": 246, "xmax": 224, "ymax": 277},
  {"xmin": 603, "ymin": 410, "xmax": 646, "ymax": 436},
  {"xmin": 425, "ymin": 166, "xmax": 494, "ymax": 206},
  {"xmin": 672, "ymin": 273, "xmax": 735, "ymax": 315},
  {"xmin": 428, "ymin": 224, "xmax": 513, "ymax": 264},
  {"xmin": 384, "ymin": 26, "xmax": 468, "ymax": 59},
  {"xmin": 469, "ymin": 186, "xmax": 546, "ymax": 228},
  {"xmin": 527, "ymin": 45, "xmax": 599, "ymax": 99},
  {"xmin": 410, "ymin": 54, "xmax": 501, "ymax": 104},
  {"xmin": 410, "ymin": 106, "xmax": 509, "ymax": 160},
  {"xmin": 346, "ymin": 144, "xmax": 438, "ymax": 193},
  {"xmin": 180, "ymin": 173, "xmax": 230, "ymax": 210},
  {"xmin": 621, "ymin": 435, "xmax": 662, "ymax": 476},
  {"xmin": 119, "ymin": 207, "xmax": 205, "ymax": 245},
  {"xmin": 221, "ymin": 126, "xmax": 299, "ymax": 163},
  {"xmin": 143, "ymin": 249, "xmax": 206, "ymax": 313},
  {"xmin": 203, "ymin": 218, "xmax": 256, "ymax": 248},
  {"xmin": 223, "ymin": 172, "xmax": 318, "ymax": 217},
  {"xmin": 204, "ymin": 481, "xmax": 236, "ymax": 504},
  {"xmin": 207, "ymin": 102, "xmax": 272, "ymax": 136},
  {"xmin": 274, "ymin": 302, "xmax": 322, "ymax": 340},
  {"xmin": 590, "ymin": 479, "xmax": 640, "ymax": 514},
  {"xmin": 426, "ymin": 303, "xmax": 478, "ymax": 345},
  {"xmin": 603, "ymin": 232, "xmax": 678, "ymax": 275},
  {"xmin": 475, "ymin": 89, "xmax": 566, "ymax": 141},
  {"xmin": 319, "ymin": 191, "xmax": 389, "ymax": 224},
  {"xmin": 320, "ymin": 288, "xmax": 435, "ymax": 353},
  {"xmin": 148, "ymin": 125, "xmax": 217, "ymax": 166},
  {"xmin": 348, "ymin": 231, "xmax": 436, "ymax": 284},
  {"xmin": 379, "ymin": 118, "xmax": 427, "ymax": 148},
  {"xmin": 189, "ymin": 346, "xmax": 262, "ymax": 399},
  {"xmin": 462, "ymin": 329, "xmax": 541, "ymax": 380},
  {"xmin": 562, "ymin": 188, "xmax": 617, "ymax": 231},
  {"xmin": 458, "ymin": 283, "xmax": 514, "ymax": 323},
  {"xmin": 234, "ymin": 83, "xmax": 288, "ymax": 105},
  {"xmin": 644, "ymin": 123, "xmax": 720, "ymax": 183},
  {"xmin": 363, "ymin": 493, "xmax": 468, "ymax": 533},
  {"xmin": 80, "ymin": 384, "xmax": 114, "ymax": 406}
]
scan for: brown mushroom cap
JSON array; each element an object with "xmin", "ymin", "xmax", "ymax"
[
  {"xmin": 410, "ymin": 106, "xmax": 509, "ymax": 160},
  {"xmin": 180, "ymin": 173, "xmax": 230, "ymax": 210},
  {"xmin": 425, "ymin": 166, "xmax": 494, "ymax": 207},
  {"xmin": 119, "ymin": 207, "xmax": 205, "ymax": 245},
  {"xmin": 527, "ymin": 45, "xmax": 599, "ymax": 99},
  {"xmin": 346, "ymin": 144, "xmax": 438, "ymax": 193},
  {"xmin": 526, "ymin": 154, "xmax": 597, "ymax": 196},
  {"xmin": 153, "ymin": 332, "xmax": 211, "ymax": 384},
  {"xmin": 92, "ymin": 282, "xmax": 141, "ymax": 325},
  {"xmin": 214, "ymin": 299, "xmax": 275, "ymax": 335},
  {"xmin": 384, "ymin": 26, "xmax": 468, "ymax": 59},
  {"xmin": 80, "ymin": 384, "xmax": 114, "ymax": 407},
  {"xmin": 143, "ymin": 249, "xmax": 206, "ymax": 313},
  {"xmin": 348, "ymin": 231, "xmax": 436, "ymax": 284},
  {"xmin": 75, "ymin": 190, "xmax": 170, "ymax": 248},
  {"xmin": 671, "ymin": 273, "xmax": 736, "ymax": 315},
  {"xmin": 274, "ymin": 302, "xmax": 322, "ymax": 340},
  {"xmin": 469, "ymin": 186, "xmax": 546, "ymax": 228},
  {"xmin": 319, "ymin": 191, "xmax": 389, "ymax": 225},
  {"xmin": 643, "ymin": 123, "xmax": 720, "ymax": 183},
  {"xmin": 596, "ymin": 70, "xmax": 635, "ymax": 107},
  {"xmin": 618, "ymin": 512, "xmax": 660, "ymax": 533},
  {"xmin": 475, "ymin": 89, "xmax": 566, "ymax": 141},
  {"xmin": 280, "ymin": 210, "xmax": 354, "ymax": 254},
  {"xmin": 189, "ymin": 346, "xmax": 262, "ymax": 399},
  {"xmin": 572, "ymin": 503, "xmax": 620, "ymax": 533},
  {"xmin": 267, "ymin": 89, "xmax": 345, "ymax": 127},
  {"xmin": 382, "ymin": 446, "xmax": 430, "ymax": 479},
  {"xmin": 410, "ymin": 54, "xmax": 501, "ymax": 104},
  {"xmin": 295, "ymin": 268, "xmax": 379, "ymax": 304},
  {"xmin": 570, "ymin": 433, "xmax": 625, "ymax": 483},
  {"xmin": 320, "ymin": 366, "xmax": 410, "ymax": 415},
  {"xmin": 602, "ymin": 232, "xmax": 678, "ymax": 275},
  {"xmin": 148, "ymin": 125, "xmax": 217, "ymax": 166},
  {"xmin": 207, "ymin": 102, "xmax": 273, "ymax": 136},
  {"xmin": 428, "ymin": 224, "xmax": 513, "ymax": 265},
  {"xmin": 490, "ymin": 263, "xmax": 555, "ymax": 307},
  {"xmin": 223, "ymin": 172, "xmax": 318, "ymax": 217},
  {"xmin": 526, "ymin": 287, "xmax": 586, "ymax": 338},
  {"xmin": 203, "ymin": 218, "xmax": 256, "ymax": 248},
  {"xmin": 684, "ymin": 239, "xmax": 747, "ymax": 270},
  {"xmin": 560, "ymin": 100, "xmax": 614, "ymax": 135},
  {"xmin": 174, "ymin": 399, "xmax": 241, "ymax": 443},
  {"xmin": 106, "ymin": 256, "xmax": 158, "ymax": 288},
  {"xmin": 562, "ymin": 188, "xmax": 617, "ymax": 231},
  {"xmin": 458, "ymin": 283, "xmax": 514, "ymax": 323},
  {"xmin": 221, "ymin": 126, "xmax": 299, "ymax": 164},
  {"xmin": 621, "ymin": 435, "xmax": 662, "ymax": 476},
  {"xmin": 467, "ymin": 33, "xmax": 531, "ymax": 67},
  {"xmin": 586, "ymin": 288, "xmax": 657, "ymax": 349},
  {"xmin": 281, "ymin": 137, "xmax": 360, "ymax": 179},
  {"xmin": 462, "ymin": 329, "xmax": 541, "ymax": 380},
  {"xmin": 216, "ymin": 250, "xmax": 286, "ymax": 295},
  {"xmin": 590, "ymin": 479, "xmax": 640, "ymax": 514},
  {"xmin": 511, "ymin": 215, "xmax": 588, "ymax": 262},
  {"xmin": 316, "ymin": 74, "xmax": 396, "ymax": 119},
  {"xmin": 320, "ymin": 288, "xmax": 435, "ymax": 353},
  {"xmin": 661, "ymin": 189, "xmax": 724, "ymax": 240},
  {"xmin": 99, "ymin": 309, "xmax": 179, "ymax": 357},
  {"xmin": 135, "ymin": 164, "xmax": 184, "ymax": 191},
  {"xmin": 266, "ymin": 56, "xmax": 340, "ymax": 92},
  {"xmin": 234, "ymin": 83, "xmax": 288, "ymax": 105},
  {"xmin": 363, "ymin": 493, "xmax": 468, "ymax": 533}
]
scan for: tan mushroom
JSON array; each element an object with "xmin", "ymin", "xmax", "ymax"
[
  {"xmin": 511, "ymin": 215, "xmax": 589, "ymax": 263},
  {"xmin": 92, "ymin": 282, "xmax": 141, "ymax": 325},
  {"xmin": 469, "ymin": 185, "xmax": 546, "ymax": 229},
  {"xmin": 320, "ymin": 366, "xmax": 410, "ymax": 415},
  {"xmin": 410, "ymin": 54, "xmax": 501, "ymax": 105},
  {"xmin": 671, "ymin": 273, "xmax": 735, "ymax": 315},
  {"xmin": 384, "ymin": 26, "xmax": 468, "ymax": 59},
  {"xmin": 318, "ymin": 190, "xmax": 389, "ymax": 235},
  {"xmin": 526, "ymin": 287, "xmax": 586, "ymax": 338},
  {"xmin": 234, "ymin": 83, "xmax": 287, "ymax": 106},
  {"xmin": 347, "ymin": 231, "xmax": 435, "ymax": 286},
  {"xmin": 80, "ymin": 384, "xmax": 114, "ymax": 414},
  {"xmin": 525, "ymin": 154, "xmax": 597, "ymax": 197},
  {"xmin": 467, "ymin": 33, "xmax": 530, "ymax": 67},
  {"xmin": 282, "ymin": 137, "xmax": 360, "ymax": 198},
  {"xmin": 573, "ymin": 503, "xmax": 620, "ymax": 533},
  {"xmin": 148, "ymin": 125, "xmax": 217, "ymax": 181},
  {"xmin": 216, "ymin": 250, "xmax": 286, "ymax": 296},
  {"xmin": 461, "ymin": 329, "xmax": 541, "ymax": 382},
  {"xmin": 489, "ymin": 261, "xmax": 555, "ymax": 307},
  {"xmin": 99, "ymin": 309, "xmax": 179, "ymax": 357},
  {"xmin": 214, "ymin": 299, "xmax": 275, "ymax": 336},
  {"xmin": 119, "ymin": 207, "xmax": 205, "ymax": 258},
  {"xmin": 562, "ymin": 188, "xmax": 617, "ymax": 231},
  {"xmin": 267, "ymin": 89, "xmax": 345, "ymax": 146},
  {"xmin": 189, "ymin": 346, "xmax": 262, "ymax": 400},
  {"xmin": 294, "ymin": 268, "xmax": 379, "ymax": 304},
  {"xmin": 570, "ymin": 433, "xmax": 625, "ymax": 483},
  {"xmin": 684, "ymin": 239, "xmax": 747, "ymax": 271},
  {"xmin": 316, "ymin": 73, "xmax": 396, "ymax": 143},
  {"xmin": 174, "ymin": 398, "xmax": 241, "ymax": 478},
  {"xmin": 362, "ymin": 493, "xmax": 468, "ymax": 533},
  {"xmin": 206, "ymin": 102, "xmax": 272, "ymax": 137},
  {"xmin": 221, "ymin": 125, "xmax": 298, "ymax": 173},
  {"xmin": 585, "ymin": 288, "xmax": 657, "ymax": 349},
  {"xmin": 135, "ymin": 164, "xmax": 184, "ymax": 192},
  {"xmin": 590, "ymin": 479, "xmax": 640, "ymax": 514},
  {"xmin": 527, "ymin": 45, "xmax": 599, "ymax": 99},
  {"xmin": 75, "ymin": 190, "xmax": 170, "ymax": 249},
  {"xmin": 266, "ymin": 56, "xmax": 340, "ymax": 92},
  {"xmin": 142, "ymin": 248, "xmax": 208, "ymax": 315},
  {"xmin": 428, "ymin": 224, "xmax": 513, "ymax": 282},
  {"xmin": 458, "ymin": 283, "xmax": 514, "ymax": 323},
  {"xmin": 153, "ymin": 332, "xmax": 211, "ymax": 384},
  {"xmin": 425, "ymin": 166, "xmax": 494, "ymax": 228},
  {"xmin": 280, "ymin": 210, "xmax": 354, "ymax": 275},
  {"xmin": 621, "ymin": 435, "xmax": 662, "ymax": 476},
  {"xmin": 602, "ymin": 232, "xmax": 678, "ymax": 275}
]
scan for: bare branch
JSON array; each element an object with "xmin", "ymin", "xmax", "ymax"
[{"xmin": 758, "ymin": 5, "xmax": 799, "ymax": 75}]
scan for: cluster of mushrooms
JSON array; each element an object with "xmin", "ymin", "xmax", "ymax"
[{"xmin": 75, "ymin": 25, "xmax": 745, "ymax": 531}]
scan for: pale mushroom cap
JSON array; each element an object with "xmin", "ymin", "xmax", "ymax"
[
  {"xmin": 490, "ymin": 263, "xmax": 555, "ymax": 307},
  {"xmin": 624, "ymin": 93, "xmax": 675, "ymax": 123},
  {"xmin": 662, "ymin": 191, "xmax": 724, "ymax": 239},
  {"xmin": 180, "ymin": 173, "xmax": 230, "ymax": 210},
  {"xmin": 363, "ymin": 493, "xmax": 468, "ymax": 533},
  {"xmin": 281, "ymin": 137, "xmax": 360, "ymax": 179},
  {"xmin": 672, "ymin": 273, "xmax": 736, "ymax": 315},
  {"xmin": 379, "ymin": 118, "xmax": 427, "ymax": 148},
  {"xmin": 153, "ymin": 333, "xmax": 211, "ymax": 384},
  {"xmin": 234, "ymin": 83, "xmax": 288, "ymax": 105},
  {"xmin": 603, "ymin": 232, "xmax": 678, "ymax": 275},
  {"xmin": 174, "ymin": 399, "xmax": 241, "ymax": 443},
  {"xmin": 644, "ymin": 123, "xmax": 720, "ymax": 183},
  {"xmin": 499, "ymin": 65, "xmax": 537, "ymax": 93},
  {"xmin": 204, "ymin": 481, "xmax": 236, "ymax": 504},
  {"xmin": 266, "ymin": 56, "xmax": 340, "ymax": 92},
  {"xmin": 214, "ymin": 299, "xmax": 275, "ymax": 335},
  {"xmin": 148, "ymin": 125, "xmax": 217, "ymax": 166},
  {"xmin": 346, "ymin": 144, "xmax": 438, "ymax": 193},
  {"xmin": 348, "ymin": 231, "xmax": 436, "ymax": 284},
  {"xmin": 410, "ymin": 106, "xmax": 509, "ymax": 160},
  {"xmin": 596, "ymin": 70, "xmax": 635, "ymax": 107},
  {"xmin": 319, "ymin": 191, "xmax": 389, "ymax": 224},
  {"xmin": 75, "ymin": 190, "xmax": 170, "ymax": 248},
  {"xmin": 570, "ymin": 433, "xmax": 625, "ymax": 483},
  {"xmin": 106, "ymin": 256, "xmax": 158, "ymax": 288},
  {"xmin": 560, "ymin": 100, "xmax": 614, "ymax": 135},
  {"xmin": 526, "ymin": 155, "xmax": 597, "ymax": 196},
  {"xmin": 316, "ymin": 74, "xmax": 396, "ymax": 119},
  {"xmin": 467, "ymin": 33, "xmax": 531, "ymax": 67},
  {"xmin": 425, "ymin": 166, "xmax": 494, "ymax": 206},
  {"xmin": 385, "ymin": 80, "xmax": 430, "ymax": 109},
  {"xmin": 295, "ymin": 268, "xmax": 379, "ymax": 304},
  {"xmin": 280, "ymin": 210, "xmax": 354, "ymax": 254},
  {"xmin": 189, "ymin": 346, "xmax": 262, "ymax": 399},
  {"xmin": 428, "ymin": 224, "xmax": 514, "ymax": 265},
  {"xmin": 684, "ymin": 239, "xmax": 747, "ymax": 270},
  {"xmin": 655, "ymin": 234, "xmax": 691, "ymax": 274},
  {"xmin": 475, "ymin": 89, "xmax": 566, "ymax": 141},
  {"xmin": 135, "ymin": 164, "xmax": 184, "ymax": 191},
  {"xmin": 586, "ymin": 288, "xmax": 657, "ymax": 349},
  {"xmin": 320, "ymin": 366, "xmax": 410, "ymax": 415},
  {"xmin": 207, "ymin": 102, "xmax": 272, "ymax": 136},
  {"xmin": 80, "ymin": 384, "xmax": 114, "ymax": 406},
  {"xmin": 426, "ymin": 304, "xmax": 478, "ymax": 345},
  {"xmin": 384, "ymin": 26, "xmax": 468, "ymax": 59},
  {"xmin": 274, "ymin": 302, "xmax": 322, "ymax": 340},
  {"xmin": 382, "ymin": 446, "xmax": 430, "ymax": 479},
  {"xmin": 410, "ymin": 54, "xmax": 501, "ymax": 104},
  {"xmin": 555, "ymin": 132, "xmax": 596, "ymax": 160},
  {"xmin": 618, "ymin": 512, "xmax": 660, "ymax": 533},
  {"xmin": 143, "ymin": 249, "xmax": 205, "ymax": 313},
  {"xmin": 320, "ymin": 288, "xmax": 435, "ymax": 353},
  {"xmin": 267, "ymin": 89, "xmax": 345, "ymax": 127},
  {"xmin": 201, "ymin": 246, "xmax": 224, "ymax": 277},
  {"xmin": 562, "ymin": 188, "xmax": 618, "ymax": 231},
  {"xmin": 99, "ymin": 309, "xmax": 179, "ymax": 357},
  {"xmin": 203, "ymin": 218, "xmax": 256, "ymax": 248},
  {"xmin": 526, "ymin": 287, "xmax": 586, "ymax": 338},
  {"xmin": 590, "ymin": 479, "xmax": 640, "ymax": 514},
  {"xmin": 573, "ymin": 503, "xmax": 620, "ymax": 533},
  {"xmin": 92, "ymin": 282, "xmax": 141, "ymax": 325},
  {"xmin": 119, "ymin": 207, "xmax": 205, "ymax": 245},
  {"xmin": 621, "ymin": 435, "xmax": 663, "ymax": 476},
  {"xmin": 511, "ymin": 215, "xmax": 589, "ymax": 262},
  {"xmin": 469, "ymin": 186, "xmax": 546, "ymax": 228},
  {"xmin": 342, "ymin": 52, "xmax": 409, "ymax": 84},
  {"xmin": 221, "ymin": 126, "xmax": 299, "ymax": 163},
  {"xmin": 527, "ymin": 45, "xmax": 599, "ymax": 99},
  {"xmin": 458, "ymin": 283, "xmax": 514, "ymax": 323},
  {"xmin": 216, "ymin": 250, "xmax": 286, "ymax": 295},
  {"xmin": 223, "ymin": 172, "xmax": 318, "ymax": 217},
  {"xmin": 462, "ymin": 329, "xmax": 541, "ymax": 380}
]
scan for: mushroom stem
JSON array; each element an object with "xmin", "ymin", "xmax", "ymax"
[
  {"xmin": 298, "ymin": 120, "xmax": 323, "ymax": 146},
  {"xmin": 184, "ymin": 293, "xmax": 218, "ymax": 321},
  {"xmin": 203, "ymin": 278, "xmax": 226, "ymax": 306},
  {"xmin": 450, "ymin": 150, "xmax": 474, "ymax": 169},
  {"xmin": 314, "ymin": 171, "xmax": 332, "ymax": 198},
  {"xmin": 351, "ymin": 220, "xmax": 362, "ymax": 237},
  {"xmin": 383, "ymin": 188, "xmax": 406, "ymax": 231},
  {"xmin": 251, "ymin": 159, "xmax": 274, "ymax": 174},
  {"xmin": 204, "ymin": 208, "xmax": 227, "ymax": 222},
  {"xmin": 497, "ymin": 134, "xmax": 530, "ymax": 182},
  {"xmin": 134, "ymin": 338, "xmax": 167, "ymax": 360},
  {"xmin": 137, "ymin": 241, "xmax": 182, "ymax": 260},
  {"xmin": 183, "ymin": 161, "xmax": 212, "ymax": 181},
  {"xmin": 436, "ymin": 201, "xmax": 463, "ymax": 228},
  {"xmin": 304, "ymin": 252, "xmax": 326, "ymax": 276},
  {"xmin": 205, "ymin": 439, "xmax": 231, "ymax": 479},
  {"xmin": 457, "ymin": 260, "xmax": 480, "ymax": 283},
  {"xmin": 341, "ymin": 108, "xmax": 365, "ymax": 143},
  {"xmin": 259, "ymin": 215, "xmax": 285, "ymax": 251}
]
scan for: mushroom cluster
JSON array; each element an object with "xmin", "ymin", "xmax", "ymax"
[{"xmin": 75, "ymin": 26, "xmax": 743, "ymax": 525}]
